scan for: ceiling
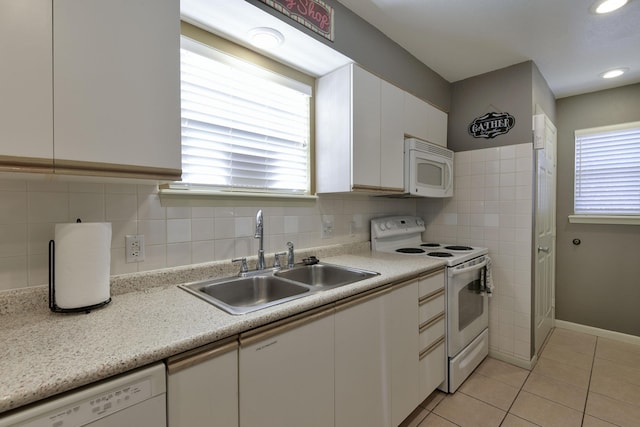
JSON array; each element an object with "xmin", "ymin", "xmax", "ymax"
[{"xmin": 336, "ymin": 0, "xmax": 640, "ymax": 98}]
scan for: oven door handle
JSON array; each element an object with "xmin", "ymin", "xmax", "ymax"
[{"xmin": 448, "ymin": 259, "xmax": 488, "ymax": 277}]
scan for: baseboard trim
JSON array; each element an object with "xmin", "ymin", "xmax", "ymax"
[
  {"xmin": 488, "ymin": 349, "xmax": 536, "ymax": 370},
  {"xmin": 555, "ymin": 320, "xmax": 640, "ymax": 345}
]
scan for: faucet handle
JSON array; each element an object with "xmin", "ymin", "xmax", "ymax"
[
  {"xmin": 273, "ymin": 252, "xmax": 287, "ymax": 268},
  {"xmin": 286, "ymin": 241, "xmax": 295, "ymax": 268},
  {"xmin": 232, "ymin": 257, "xmax": 249, "ymax": 276}
]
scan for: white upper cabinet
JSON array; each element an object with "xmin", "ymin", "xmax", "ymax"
[
  {"xmin": 0, "ymin": 0, "xmax": 53, "ymax": 170},
  {"xmin": 316, "ymin": 63, "xmax": 448, "ymax": 194},
  {"xmin": 316, "ymin": 64, "xmax": 405, "ymax": 194},
  {"xmin": 404, "ymin": 93, "xmax": 448, "ymax": 147},
  {"xmin": 53, "ymin": 0, "xmax": 181, "ymax": 179}
]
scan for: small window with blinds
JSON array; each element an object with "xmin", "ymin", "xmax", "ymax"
[
  {"xmin": 176, "ymin": 37, "xmax": 312, "ymax": 195},
  {"xmin": 574, "ymin": 121, "xmax": 640, "ymax": 216}
]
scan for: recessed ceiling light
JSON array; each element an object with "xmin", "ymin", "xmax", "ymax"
[
  {"xmin": 592, "ymin": 0, "xmax": 628, "ymax": 14},
  {"xmin": 248, "ymin": 27, "xmax": 284, "ymax": 49},
  {"xmin": 600, "ymin": 68, "xmax": 628, "ymax": 79}
]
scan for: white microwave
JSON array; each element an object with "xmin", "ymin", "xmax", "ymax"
[{"xmin": 404, "ymin": 138, "xmax": 454, "ymax": 197}]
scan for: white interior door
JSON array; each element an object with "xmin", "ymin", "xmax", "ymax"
[{"xmin": 533, "ymin": 114, "xmax": 557, "ymax": 355}]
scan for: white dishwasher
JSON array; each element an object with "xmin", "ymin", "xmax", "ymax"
[{"xmin": 0, "ymin": 363, "xmax": 166, "ymax": 427}]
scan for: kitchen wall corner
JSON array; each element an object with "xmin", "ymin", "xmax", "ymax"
[{"xmin": 417, "ymin": 142, "xmax": 534, "ymax": 362}]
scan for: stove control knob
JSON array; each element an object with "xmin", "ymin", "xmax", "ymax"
[
  {"xmin": 378, "ymin": 223, "xmax": 386, "ymax": 231},
  {"xmin": 385, "ymin": 221, "xmax": 394, "ymax": 230}
]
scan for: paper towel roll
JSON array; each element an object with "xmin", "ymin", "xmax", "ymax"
[{"xmin": 53, "ymin": 222, "xmax": 112, "ymax": 309}]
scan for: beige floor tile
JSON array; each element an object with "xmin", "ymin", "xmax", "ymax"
[
  {"xmin": 432, "ymin": 393, "xmax": 506, "ymax": 427},
  {"xmin": 522, "ymin": 372, "xmax": 588, "ymax": 411},
  {"xmin": 532, "ymin": 357, "xmax": 591, "ymax": 389},
  {"xmin": 582, "ymin": 414, "xmax": 620, "ymax": 427},
  {"xmin": 586, "ymin": 391, "xmax": 640, "ymax": 427},
  {"xmin": 510, "ymin": 391, "xmax": 583, "ymax": 427},
  {"xmin": 539, "ymin": 341, "xmax": 594, "ymax": 371},
  {"xmin": 459, "ymin": 372, "xmax": 520, "ymax": 411},
  {"xmin": 595, "ymin": 338, "xmax": 640, "ymax": 368},
  {"xmin": 590, "ymin": 371, "xmax": 640, "ymax": 408},
  {"xmin": 418, "ymin": 413, "xmax": 459, "ymax": 427},
  {"xmin": 499, "ymin": 414, "xmax": 539, "ymax": 427},
  {"xmin": 474, "ymin": 357, "xmax": 530, "ymax": 389},
  {"xmin": 592, "ymin": 356, "xmax": 640, "ymax": 387},
  {"xmin": 547, "ymin": 328, "xmax": 597, "ymax": 355},
  {"xmin": 399, "ymin": 407, "xmax": 430, "ymax": 427},
  {"xmin": 420, "ymin": 390, "xmax": 446, "ymax": 411}
]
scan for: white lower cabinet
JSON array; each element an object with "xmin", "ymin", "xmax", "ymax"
[
  {"xmin": 239, "ymin": 308, "xmax": 335, "ymax": 427},
  {"xmin": 166, "ymin": 338, "xmax": 239, "ymax": 427},
  {"xmin": 418, "ymin": 270, "xmax": 447, "ymax": 398},
  {"xmin": 387, "ymin": 280, "xmax": 421, "ymax": 427},
  {"xmin": 166, "ymin": 268, "xmax": 445, "ymax": 427},
  {"xmin": 335, "ymin": 289, "xmax": 390, "ymax": 427}
]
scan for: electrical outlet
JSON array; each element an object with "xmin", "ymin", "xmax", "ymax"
[
  {"xmin": 125, "ymin": 234, "xmax": 145, "ymax": 263},
  {"xmin": 321, "ymin": 215, "xmax": 334, "ymax": 239}
]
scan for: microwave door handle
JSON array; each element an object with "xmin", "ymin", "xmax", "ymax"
[{"xmin": 449, "ymin": 259, "xmax": 488, "ymax": 277}]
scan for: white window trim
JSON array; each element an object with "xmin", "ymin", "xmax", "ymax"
[
  {"xmin": 160, "ymin": 23, "xmax": 316, "ymax": 203},
  {"xmin": 571, "ymin": 120, "xmax": 640, "ymax": 225}
]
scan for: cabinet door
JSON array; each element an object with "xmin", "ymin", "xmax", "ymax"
[
  {"xmin": 387, "ymin": 280, "xmax": 420, "ymax": 426},
  {"xmin": 335, "ymin": 291, "xmax": 389, "ymax": 427},
  {"xmin": 0, "ymin": 0, "xmax": 53, "ymax": 169},
  {"xmin": 380, "ymin": 81, "xmax": 405, "ymax": 190},
  {"xmin": 239, "ymin": 310, "xmax": 334, "ymax": 427},
  {"xmin": 53, "ymin": 0, "xmax": 181, "ymax": 178},
  {"xmin": 167, "ymin": 341, "xmax": 239, "ymax": 427},
  {"xmin": 352, "ymin": 65, "xmax": 381, "ymax": 189},
  {"xmin": 404, "ymin": 93, "xmax": 448, "ymax": 147}
]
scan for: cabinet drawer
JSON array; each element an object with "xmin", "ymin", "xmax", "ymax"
[
  {"xmin": 419, "ymin": 290, "xmax": 444, "ymax": 322},
  {"xmin": 419, "ymin": 313, "xmax": 445, "ymax": 350},
  {"xmin": 419, "ymin": 338, "xmax": 446, "ymax": 399},
  {"xmin": 419, "ymin": 270, "xmax": 444, "ymax": 297}
]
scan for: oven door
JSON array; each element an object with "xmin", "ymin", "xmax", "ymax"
[{"xmin": 447, "ymin": 258, "xmax": 489, "ymax": 357}]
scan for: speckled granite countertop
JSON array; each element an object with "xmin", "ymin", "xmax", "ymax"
[{"xmin": 0, "ymin": 243, "xmax": 445, "ymax": 415}]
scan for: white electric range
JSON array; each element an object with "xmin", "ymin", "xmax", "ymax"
[{"xmin": 371, "ymin": 216, "xmax": 490, "ymax": 393}]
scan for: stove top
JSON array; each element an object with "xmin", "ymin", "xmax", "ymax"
[{"xmin": 371, "ymin": 216, "xmax": 488, "ymax": 266}]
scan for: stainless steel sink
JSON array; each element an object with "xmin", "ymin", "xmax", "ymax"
[
  {"xmin": 180, "ymin": 263, "xmax": 379, "ymax": 315},
  {"xmin": 180, "ymin": 275, "xmax": 310, "ymax": 315},
  {"xmin": 275, "ymin": 263, "xmax": 378, "ymax": 289}
]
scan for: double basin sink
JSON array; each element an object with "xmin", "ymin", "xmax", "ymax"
[{"xmin": 179, "ymin": 263, "xmax": 379, "ymax": 315}]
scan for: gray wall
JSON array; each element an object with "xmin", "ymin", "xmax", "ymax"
[
  {"xmin": 555, "ymin": 83, "xmax": 640, "ymax": 336},
  {"xmin": 448, "ymin": 61, "xmax": 533, "ymax": 152},
  {"xmin": 245, "ymin": 0, "xmax": 451, "ymax": 111},
  {"xmin": 532, "ymin": 62, "xmax": 556, "ymax": 121}
]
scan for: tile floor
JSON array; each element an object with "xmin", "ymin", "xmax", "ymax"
[{"xmin": 401, "ymin": 327, "xmax": 640, "ymax": 427}]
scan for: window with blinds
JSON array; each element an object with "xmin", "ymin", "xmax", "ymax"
[
  {"xmin": 574, "ymin": 121, "xmax": 640, "ymax": 215},
  {"xmin": 178, "ymin": 37, "xmax": 312, "ymax": 194}
]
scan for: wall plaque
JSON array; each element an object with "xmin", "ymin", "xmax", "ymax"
[
  {"xmin": 468, "ymin": 112, "xmax": 515, "ymax": 139},
  {"xmin": 259, "ymin": 0, "xmax": 334, "ymax": 41}
]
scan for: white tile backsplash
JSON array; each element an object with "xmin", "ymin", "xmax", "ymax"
[
  {"xmin": 418, "ymin": 142, "xmax": 534, "ymax": 363},
  {"xmin": 0, "ymin": 179, "xmax": 415, "ymax": 290}
]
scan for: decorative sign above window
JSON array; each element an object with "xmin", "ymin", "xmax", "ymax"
[
  {"xmin": 259, "ymin": 0, "xmax": 334, "ymax": 41},
  {"xmin": 468, "ymin": 112, "xmax": 516, "ymax": 139}
]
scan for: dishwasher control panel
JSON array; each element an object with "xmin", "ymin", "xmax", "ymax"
[{"xmin": 0, "ymin": 363, "xmax": 165, "ymax": 427}]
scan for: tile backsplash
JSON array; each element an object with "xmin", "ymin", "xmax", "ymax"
[
  {"xmin": 0, "ymin": 178, "xmax": 416, "ymax": 291},
  {"xmin": 417, "ymin": 143, "xmax": 534, "ymax": 363}
]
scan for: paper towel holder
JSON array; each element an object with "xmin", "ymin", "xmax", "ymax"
[{"xmin": 48, "ymin": 239, "xmax": 112, "ymax": 314}]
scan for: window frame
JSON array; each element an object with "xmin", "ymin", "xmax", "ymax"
[
  {"xmin": 569, "ymin": 120, "xmax": 640, "ymax": 225},
  {"xmin": 160, "ymin": 21, "xmax": 317, "ymax": 202}
]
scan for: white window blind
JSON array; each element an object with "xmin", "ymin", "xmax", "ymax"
[
  {"xmin": 574, "ymin": 121, "xmax": 640, "ymax": 215},
  {"xmin": 179, "ymin": 37, "xmax": 311, "ymax": 194}
]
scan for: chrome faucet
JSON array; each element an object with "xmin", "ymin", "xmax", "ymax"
[
  {"xmin": 286, "ymin": 241, "xmax": 295, "ymax": 268},
  {"xmin": 255, "ymin": 209, "xmax": 266, "ymax": 270}
]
